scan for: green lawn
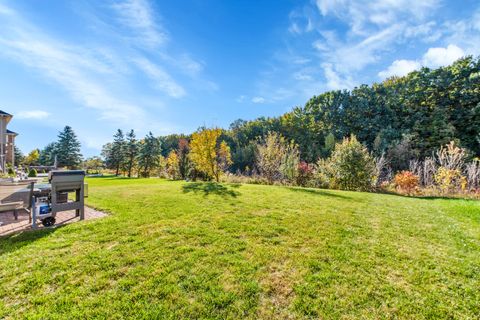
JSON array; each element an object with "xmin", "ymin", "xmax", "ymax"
[{"xmin": 1, "ymin": 178, "xmax": 479, "ymax": 319}]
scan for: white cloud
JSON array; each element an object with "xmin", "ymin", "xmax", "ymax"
[
  {"xmin": 133, "ymin": 57, "xmax": 186, "ymax": 98},
  {"xmin": 378, "ymin": 44, "xmax": 466, "ymax": 79},
  {"xmin": 16, "ymin": 110, "xmax": 50, "ymax": 120},
  {"xmin": 322, "ymin": 63, "xmax": 355, "ymax": 90},
  {"xmin": 422, "ymin": 44, "xmax": 465, "ymax": 68},
  {"xmin": 378, "ymin": 59, "xmax": 421, "ymax": 79},
  {"xmin": 112, "ymin": 0, "xmax": 167, "ymax": 47},
  {"xmin": 251, "ymin": 96, "xmax": 266, "ymax": 104}
]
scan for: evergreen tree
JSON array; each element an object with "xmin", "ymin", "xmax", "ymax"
[
  {"xmin": 125, "ymin": 129, "xmax": 138, "ymax": 178},
  {"xmin": 13, "ymin": 146, "xmax": 24, "ymax": 166},
  {"xmin": 39, "ymin": 142, "xmax": 57, "ymax": 166},
  {"xmin": 137, "ymin": 132, "xmax": 161, "ymax": 177},
  {"xmin": 56, "ymin": 126, "xmax": 82, "ymax": 168},
  {"xmin": 111, "ymin": 129, "xmax": 126, "ymax": 176},
  {"xmin": 177, "ymin": 138, "xmax": 191, "ymax": 179}
]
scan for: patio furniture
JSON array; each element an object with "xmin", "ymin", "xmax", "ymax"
[
  {"xmin": 0, "ymin": 201, "xmax": 23, "ymax": 220},
  {"xmin": 0, "ymin": 181, "xmax": 34, "ymax": 222}
]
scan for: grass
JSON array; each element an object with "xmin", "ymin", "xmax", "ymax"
[{"xmin": 1, "ymin": 177, "xmax": 479, "ymax": 319}]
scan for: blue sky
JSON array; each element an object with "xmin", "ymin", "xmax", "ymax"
[{"xmin": 1, "ymin": 0, "xmax": 479, "ymax": 158}]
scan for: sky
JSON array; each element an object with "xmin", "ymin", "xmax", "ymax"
[{"xmin": 1, "ymin": 0, "xmax": 479, "ymax": 158}]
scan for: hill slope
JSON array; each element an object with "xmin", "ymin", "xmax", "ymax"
[{"xmin": 1, "ymin": 178, "xmax": 479, "ymax": 319}]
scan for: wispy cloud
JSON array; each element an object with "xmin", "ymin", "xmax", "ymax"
[
  {"xmin": 16, "ymin": 110, "xmax": 50, "ymax": 120},
  {"xmin": 112, "ymin": 0, "xmax": 167, "ymax": 48},
  {"xmin": 133, "ymin": 57, "xmax": 186, "ymax": 98},
  {"xmin": 251, "ymin": 96, "xmax": 266, "ymax": 104}
]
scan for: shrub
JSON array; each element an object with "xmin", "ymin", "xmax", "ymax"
[
  {"xmin": 394, "ymin": 171, "xmax": 419, "ymax": 194},
  {"xmin": 255, "ymin": 132, "xmax": 299, "ymax": 184},
  {"xmin": 7, "ymin": 167, "xmax": 15, "ymax": 176},
  {"xmin": 436, "ymin": 141, "xmax": 467, "ymax": 170},
  {"xmin": 296, "ymin": 161, "xmax": 315, "ymax": 187},
  {"xmin": 435, "ymin": 167, "xmax": 467, "ymax": 194},
  {"xmin": 313, "ymin": 158, "xmax": 331, "ymax": 188},
  {"xmin": 28, "ymin": 168, "xmax": 37, "ymax": 177},
  {"xmin": 328, "ymin": 135, "xmax": 376, "ymax": 191}
]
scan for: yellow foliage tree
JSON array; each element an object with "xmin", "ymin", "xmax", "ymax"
[
  {"xmin": 190, "ymin": 128, "xmax": 231, "ymax": 182},
  {"xmin": 166, "ymin": 150, "xmax": 180, "ymax": 180}
]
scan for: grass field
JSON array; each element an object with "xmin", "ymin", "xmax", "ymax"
[{"xmin": 1, "ymin": 177, "xmax": 479, "ymax": 319}]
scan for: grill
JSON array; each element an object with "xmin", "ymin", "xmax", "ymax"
[
  {"xmin": 31, "ymin": 170, "xmax": 86, "ymax": 227},
  {"xmin": 48, "ymin": 170, "xmax": 86, "ymax": 220}
]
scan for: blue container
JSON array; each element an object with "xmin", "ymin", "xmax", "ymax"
[{"xmin": 38, "ymin": 204, "xmax": 51, "ymax": 215}]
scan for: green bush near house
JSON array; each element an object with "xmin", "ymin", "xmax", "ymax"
[
  {"xmin": 7, "ymin": 167, "xmax": 15, "ymax": 176},
  {"xmin": 27, "ymin": 168, "xmax": 37, "ymax": 177}
]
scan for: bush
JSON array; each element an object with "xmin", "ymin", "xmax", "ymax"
[
  {"xmin": 256, "ymin": 132, "xmax": 299, "ymax": 184},
  {"xmin": 435, "ymin": 167, "xmax": 467, "ymax": 194},
  {"xmin": 7, "ymin": 167, "xmax": 15, "ymax": 176},
  {"xmin": 328, "ymin": 135, "xmax": 376, "ymax": 191},
  {"xmin": 394, "ymin": 171, "xmax": 419, "ymax": 194},
  {"xmin": 296, "ymin": 161, "xmax": 315, "ymax": 187},
  {"xmin": 28, "ymin": 168, "xmax": 37, "ymax": 177}
]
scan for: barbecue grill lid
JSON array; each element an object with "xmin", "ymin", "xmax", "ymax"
[{"xmin": 49, "ymin": 170, "xmax": 86, "ymax": 176}]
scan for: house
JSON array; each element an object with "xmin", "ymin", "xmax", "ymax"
[{"xmin": 0, "ymin": 110, "xmax": 18, "ymax": 173}]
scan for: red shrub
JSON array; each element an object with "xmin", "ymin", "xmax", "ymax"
[
  {"xmin": 296, "ymin": 161, "xmax": 314, "ymax": 186},
  {"xmin": 394, "ymin": 171, "xmax": 419, "ymax": 194}
]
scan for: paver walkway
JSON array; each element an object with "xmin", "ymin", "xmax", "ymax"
[{"xmin": 0, "ymin": 206, "xmax": 107, "ymax": 236}]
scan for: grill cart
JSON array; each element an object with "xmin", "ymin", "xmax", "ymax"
[{"xmin": 31, "ymin": 170, "xmax": 86, "ymax": 228}]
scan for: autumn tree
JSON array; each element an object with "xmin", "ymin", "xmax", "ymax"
[
  {"xmin": 165, "ymin": 150, "xmax": 181, "ymax": 179},
  {"xmin": 189, "ymin": 128, "xmax": 231, "ymax": 182},
  {"xmin": 24, "ymin": 149, "xmax": 40, "ymax": 166}
]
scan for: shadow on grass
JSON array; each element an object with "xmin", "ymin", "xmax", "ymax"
[
  {"xmin": 378, "ymin": 189, "xmax": 480, "ymax": 202},
  {"xmin": 286, "ymin": 187, "xmax": 354, "ymax": 200},
  {"xmin": 0, "ymin": 226, "xmax": 61, "ymax": 257},
  {"xmin": 182, "ymin": 182, "xmax": 241, "ymax": 198}
]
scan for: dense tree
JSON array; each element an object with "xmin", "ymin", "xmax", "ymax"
[
  {"xmin": 125, "ymin": 130, "xmax": 138, "ymax": 178},
  {"xmin": 137, "ymin": 132, "xmax": 161, "ymax": 177},
  {"xmin": 13, "ymin": 146, "xmax": 24, "ymax": 166},
  {"xmin": 55, "ymin": 126, "xmax": 82, "ymax": 168},
  {"xmin": 177, "ymin": 138, "xmax": 191, "ymax": 179},
  {"xmin": 110, "ymin": 129, "xmax": 126, "ymax": 176},
  {"xmin": 39, "ymin": 142, "xmax": 57, "ymax": 166}
]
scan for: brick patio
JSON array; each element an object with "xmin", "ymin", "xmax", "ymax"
[{"xmin": 0, "ymin": 206, "xmax": 107, "ymax": 236}]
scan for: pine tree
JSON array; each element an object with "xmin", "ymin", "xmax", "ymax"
[
  {"xmin": 111, "ymin": 129, "xmax": 126, "ymax": 176},
  {"xmin": 13, "ymin": 146, "xmax": 24, "ymax": 166},
  {"xmin": 39, "ymin": 142, "xmax": 57, "ymax": 166},
  {"xmin": 125, "ymin": 129, "xmax": 138, "ymax": 178},
  {"xmin": 177, "ymin": 138, "xmax": 191, "ymax": 179},
  {"xmin": 55, "ymin": 126, "xmax": 82, "ymax": 168},
  {"xmin": 137, "ymin": 132, "xmax": 161, "ymax": 177}
]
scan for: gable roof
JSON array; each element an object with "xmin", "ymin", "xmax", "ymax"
[{"xmin": 6, "ymin": 129, "xmax": 18, "ymax": 135}]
